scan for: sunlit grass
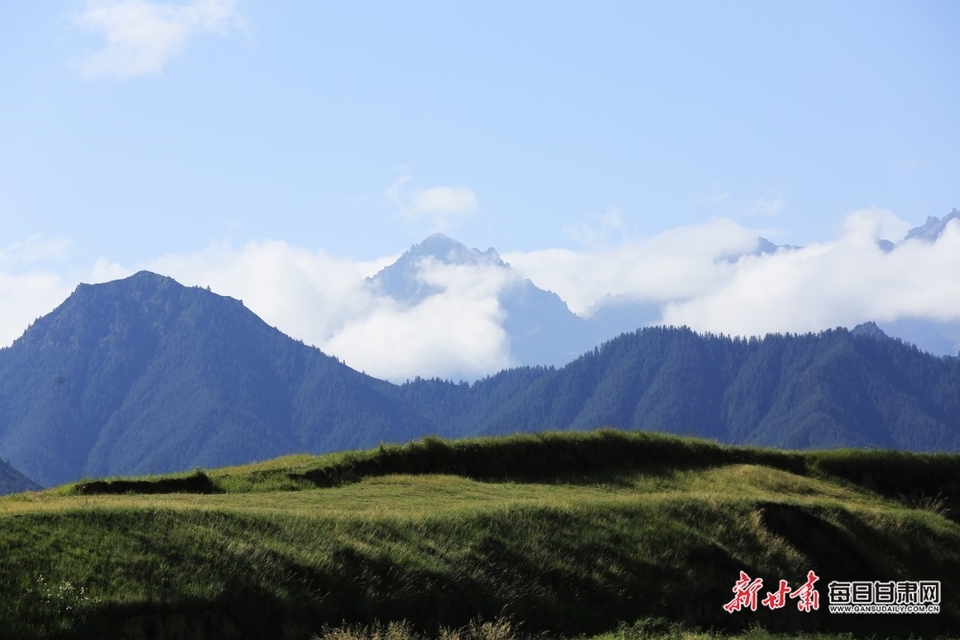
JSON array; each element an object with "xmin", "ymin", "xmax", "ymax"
[
  {"xmin": 2, "ymin": 429, "xmax": 960, "ymax": 638},
  {"xmin": 0, "ymin": 465, "xmax": 892, "ymax": 521}
]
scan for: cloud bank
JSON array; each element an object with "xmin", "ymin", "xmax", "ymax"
[
  {"xmin": 70, "ymin": 0, "xmax": 246, "ymax": 78},
  {"xmin": 659, "ymin": 212, "xmax": 960, "ymax": 337},
  {"xmin": 504, "ymin": 208, "xmax": 960, "ymax": 341},
  {"xmin": 137, "ymin": 241, "xmax": 511, "ymax": 382},
  {"xmin": 324, "ymin": 259, "xmax": 513, "ymax": 382},
  {"xmin": 4, "ymin": 209, "xmax": 960, "ymax": 382},
  {"xmin": 506, "ymin": 217, "xmax": 762, "ymax": 314}
]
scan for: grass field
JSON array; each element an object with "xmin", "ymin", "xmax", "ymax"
[{"xmin": 1, "ymin": 429, "xmax": 959, "ymax": 639}]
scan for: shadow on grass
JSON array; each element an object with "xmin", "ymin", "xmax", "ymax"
[
  {"xmin": 75, "ymin": 471, "xmax": 223, "ymax": 496},
  {"xmin": 287, "ymin": 430, "xmax": 810, "ymax": 489},
  {"xmin": 811, "ymin": 452, "xmax": 960, "ymax": 523}
]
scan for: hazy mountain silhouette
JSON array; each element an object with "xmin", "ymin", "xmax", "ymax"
[
  {"xmin": 0, "ymin": 272, "xmax": 432, "ymax": 488},
  {"xmin": 0, "ymin": 458, "xmax": 42, "ymax": 494},
  {"xmin": 3, "ymin": 254, "xmax": 960, "ymax": 490}
]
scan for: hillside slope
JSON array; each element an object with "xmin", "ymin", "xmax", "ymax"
[
  {"xmin": 3, "ymin": 271, "xmax": 960, "ymax": 489},
  {"xmin": 396, "ymin": 326, "xmax": 960, "ymax": 449},
  {"xmin": 1, "ymin": 431, "xmax": 959, "ymax": 639},
  {"xmin": 0, "ymin": 272, "xmax": 433, "ymax": 488}
]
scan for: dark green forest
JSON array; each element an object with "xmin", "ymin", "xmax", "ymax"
[
  {"xmin": 1, "ymin": 271, "xmax": 959, "ymax": 489},
  {"xmin": 407, "ymin": 324, "xmax": 960, "ymax": 450}
]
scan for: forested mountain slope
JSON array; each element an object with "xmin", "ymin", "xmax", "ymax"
[
  {"xmin": 0, "ymin": 272, "xmax": 432, "ymax": 487},
  {"xmin": 2, "ymin": 271, "xmax": 959, "ymax": 490},
  {"xmin": 398, "ymin": 327, "xmax": 960, "ymax": 450}
]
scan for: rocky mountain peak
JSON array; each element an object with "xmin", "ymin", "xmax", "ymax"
[
  {"xmin": 903, "ymin": 208, "xmax": 960, "ymax": 243},
  {"xmin": 402, "ymin": 233, "xmax": 503, "ymax": 266},
  {"xmin": 851, "ymin": 321, "xmax": 890, "ymax": 341},
  {"xmin": 368, "ymin": 234, "xmax": 506, "ymax": 304}
]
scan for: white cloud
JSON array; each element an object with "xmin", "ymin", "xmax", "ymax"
[
  {"xmin": 507, "ymin": 209, "xmax": 960, "ymax": 344},
  {"xmin": 89, "ymin": 256, "xmax": 131, "ymax": 283},
  {"xmin": 146, "ymin": 240, "xmax": 384, "ymax": 344},
  {"xmin": 146, "ymin": 240, "xmax": 511, "ymax": 382},
  {"xmin": 385, "ymin": 168, "xmax": 479, "ymax": 231},
  {"xmin": 841, "ymin": 206, "xmax": 911, "ymax": 245},
  {"xmin": 0, "ymin": 236, "xmax": 88, "ymax": 347},
  {"xmin": 139, "ymin": 214, "xmax": 959, "ymax": 380},
  {"xmin": 70, "ymin": 0, "xmax": 246, "ymax": 79},
  {"xmin": 324, "ymin": 293, "xmax": 510, "ymax": 383},
  {"xmin": 0, "ymin": 236, "xmax": 509, "ymax": 382},
  {"xmin": 0, "ymin": 271, "xmax": 74, "ymax": 347},
  {"xmin": 659, "ymin": 209, "xmax": 960, "ymax": 335},
  {"xmin": 505, "ymin": 218, "xmax": 761, "ymax": 315},
  {"xmin": 5, "ymin": 209, "xmax": 960, "ymax": 381},
  {"xmin": 151, "ymin": 242, "xmax": 509, "ymax": 381}
]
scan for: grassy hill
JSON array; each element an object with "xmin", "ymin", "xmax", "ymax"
[{"xmin": 2, "ymin": 429, "xmax": 960, "ymax": 639}]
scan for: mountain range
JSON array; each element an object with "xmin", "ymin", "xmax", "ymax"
[
  {"xmin": 2, "ymin": 265, "xmax": 960, "ymax": 490},
  {"xmin": 368, "ymin": 210, "xmax": 960, "ymax": 370}
]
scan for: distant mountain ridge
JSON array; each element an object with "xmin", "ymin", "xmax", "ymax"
[
  {"xmin": 903, "ymin": 207, "xmax": 960, "ymax": 243},
  {"xmin": 365, "ymin": 233, "xmax": 802, "ymax": 370},
  {"xmin": 368, "ymin": 217, "xmax": 960, "ymax": 365},
  {"xmin": 396, "ymin": 325, "xmax": 960, "ymax": 451},
  {"xmin": 0, "ymin": 458, "xmax": 42, "ymax": 494},
  {"xmin": 2, "ymin": 271, "xmax": 960, "ymax": 490}
]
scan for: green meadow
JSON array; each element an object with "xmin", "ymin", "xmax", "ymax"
[{"xmin": 2, "ymin": 429, "xmax": 959, "ymax": 639}]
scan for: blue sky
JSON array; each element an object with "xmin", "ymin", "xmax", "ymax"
[{"xmin": 2, "ymin": 1, "xmax": 959, "ymax": 380}]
